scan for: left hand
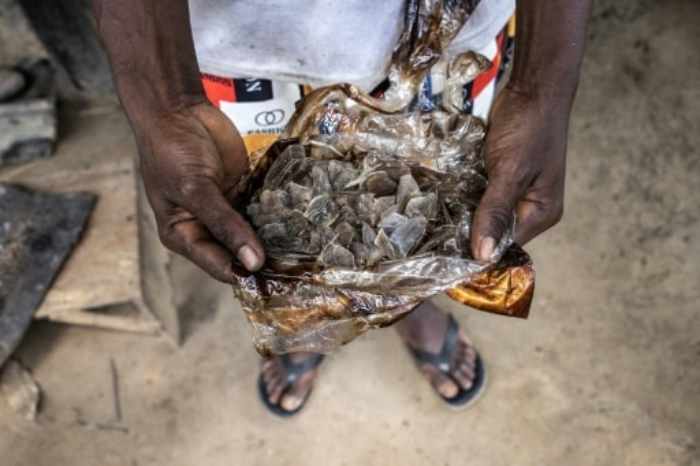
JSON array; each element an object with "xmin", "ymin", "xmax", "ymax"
[
  {"xmin": 136, "ymin": 102, "xmax": 265, "ymax": 281},
  {"xmin": 471, "ymin": 84, "xmax": 572, "ymax": 260}
]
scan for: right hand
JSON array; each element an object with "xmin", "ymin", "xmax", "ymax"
[{"xmin": 135, "ymin": 102, "xmax": 265, "ymax": 282}]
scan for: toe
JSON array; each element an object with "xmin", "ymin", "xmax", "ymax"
[
  {"xmin": 458, "ymin": 362, "xmax": 475, "ymax": 381},
  {"xmin": 421, "ymin": 364, "xmax": 458, "ymax": 399},
  {"xmin": 262, "ymin": 360, "xmax": 277, "ymax": 377},
  {"xmin": 453, "ymin": 366, "xmax": 474, "ymax": 391},
  {"xmin": 454, "ymin": 348, "xmax": 474, "ymax": 373},
  {"xmin": 464, "ymin": 346, "xmax": 477, "ymax": 365},
  {"xmin": 262, "ymin": 364, "xmax": 278, "ymax": 385},
  {"xmin": 280, "ymin": 370, "xmax": 316, "ymax": 412},
  {"xmin": 264, "ymin": 369, "xmax": 281, "ymax": 391},
  {"xmin": 267, "ymin": 373, "xmax": 286, "ymax": 404},
  {"xmin": 261, "ymin": 360, "xmax": 281, "ymax": 392},
  {"xmin": 455, "ymin": 336, "xmax": 477, "ymax": 368},
  {"xmin": 447, "ymin": 340, "xmax": 477, "ymax": 391},
  {"xmin": 261, "ymin": 354, "xmax": 324, "ymax": 414},
  {"xmin": 280, "ymin": 394, "xmax": 303, "ymax": 412}
]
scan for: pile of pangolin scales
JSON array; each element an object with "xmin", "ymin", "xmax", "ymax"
[{"xmin": 246, "ymin": 142, "xmax": 484, "ymax": 272}]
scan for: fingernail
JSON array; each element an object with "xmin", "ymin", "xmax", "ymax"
[
  {"xmin": 478, "ymin": 237, "xmax": 496, "ymax": 261},
  {"xmin": 237, "ymin": 245, "xmax": 262, "ymax": 271}
]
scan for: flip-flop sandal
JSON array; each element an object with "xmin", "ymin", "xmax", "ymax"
[
  {"xmin": 405, "ymin": 314, "xmax": 486, "ymax": 409},
  {"xmin": 258, "ymin": 353, "xmax": 325, "ymax": 417}
]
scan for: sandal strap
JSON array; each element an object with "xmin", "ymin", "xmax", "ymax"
[
  {"xmin": 404, "ymin": 314, "xmax": 487, "ymax": 407},
  {"xmin": 407, "ymin": 314, "xmax": 461, "ymax": 374},
  {"xmin": 258, "ymin": 353, "xmax": 325, "ymax": 417},
  {"xmin": 279, "ymin": 353, "xmax": 325, "ymax": 384}
]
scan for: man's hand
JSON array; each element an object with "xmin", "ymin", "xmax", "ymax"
[
  {"xmin": 470, "ymin": 0, "xmax": 592, "ymax": 260},
  {"xmin": 93, "ymin": 0, "xmax": 264, "ymax": 281},
  {"xmin": 137, "ymin": 103, "xmax": 265, "ymax": 281},
  {"xmin": 471, "ymin": 86, "xmax": 569, "ymax": 260}
]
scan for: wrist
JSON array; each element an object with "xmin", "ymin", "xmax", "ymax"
[
  {"xmin": 116, "ymin": 70, "xmax": 206, "ymax": 132},
  {"xmin": 94, "ymin": 0, "xmax": 205, "ymax": 131},
  {"xmin": 504, "ymin": 72, "xmax": 580, "ymax": 110},
  {"xmin": 509, "ymin": 0, "xmax": 591, "ymax": 109}
]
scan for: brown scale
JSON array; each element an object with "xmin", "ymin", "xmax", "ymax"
[{"xmin": 248, "ymin": 144, "xmax": 466, "ymax": 269}]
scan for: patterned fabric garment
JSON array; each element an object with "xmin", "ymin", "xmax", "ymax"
[{"xmin": 201, "ymin": 18, "xmax": 516, "ymax": 154}]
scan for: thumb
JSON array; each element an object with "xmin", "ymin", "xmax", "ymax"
[{"xmin": 471, "ymin": 173, "xmax": 523, "ymax": 261}]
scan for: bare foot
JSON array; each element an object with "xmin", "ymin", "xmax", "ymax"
[
  {"xmin": 396, "ymin": 302, "xmax": 479, "ymax": 399},
  {"xmin": 259, "ymin": 352, "xmax": 322, "ymax": 413}
]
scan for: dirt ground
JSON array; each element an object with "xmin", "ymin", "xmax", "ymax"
[{"xmin": 1, "ymin": 1, "xmax": 699, "ymax": 465}]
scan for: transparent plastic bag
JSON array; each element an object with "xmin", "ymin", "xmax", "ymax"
[
  {"xmin": 230, "ymin": 0, "xmax": 534, "ymax": 355},
  {"xmin": 233, "ymin": 136, "xmax": 532, "ymax": 355}
]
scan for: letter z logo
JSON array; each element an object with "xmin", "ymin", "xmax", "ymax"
[{"xmin": 233, "ymin": 79, "xmax": 273, "ymax": 102}]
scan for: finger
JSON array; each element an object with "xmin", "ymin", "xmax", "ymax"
[
  {"xmin": 180, "ymin": 179, "xmax": 265, "ymax": 271},
  {"xmin": 471, "ymin": 171, "xmax": 529, "ymax": 261},
  {"xmin": 162, "ymin": 220, "xmax": 238, "ymax": 283}
]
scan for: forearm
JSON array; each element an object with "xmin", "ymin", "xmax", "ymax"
[
  {"xmin": 510, "ymin": 0, "xmax": 593, "ymax": 104},
  {"xmin": 92, "ymin": 0, "xmax": 205, "ymax": 128}
]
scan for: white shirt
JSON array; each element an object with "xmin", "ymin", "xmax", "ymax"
[{"xmin": 190, "ymin": 0, "xmax": 514, "ymax": 90}]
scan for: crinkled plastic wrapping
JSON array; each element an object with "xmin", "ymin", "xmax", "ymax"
[{"xmin": 230, "ymin": 0, "xmax": 534, "ymax": 356}]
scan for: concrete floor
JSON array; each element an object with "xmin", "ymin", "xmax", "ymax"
[{"xmin": 1, "ymin": 1, "xmax": 699, "ymax": 465}]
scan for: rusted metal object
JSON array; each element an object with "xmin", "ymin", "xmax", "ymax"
[{"xmin": 0, "ymin": 183, "xmax": 95, "ymax": 366}]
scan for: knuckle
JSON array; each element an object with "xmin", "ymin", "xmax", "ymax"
[
  {"xmin": 178, "ymin": 178, "xmax": 204, "ymax": 200},
  {"xmin": 515, "ymin": 172, "xmax": 535, "ymax": 193},
  {"xmin": 548, "ymin": 202, "xmax": 564, "ymax": 227},
  {"xmin": 488, "ymin": 158, "xmax": 537, "ymax": 193},
  {"xmin": 532, "ymin": 202, "xmax": 564, "ymax": 234},
  {"xmin": 212, "ymin": 221, "xmax": 243, "ymax": 249},
  {"xmin": 488, "ymin": 177, "xmax": 531, "ymax": 209},
  {"xmin": 485, "ymin": 205, "xmax": 514, "ymax": 236}
]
